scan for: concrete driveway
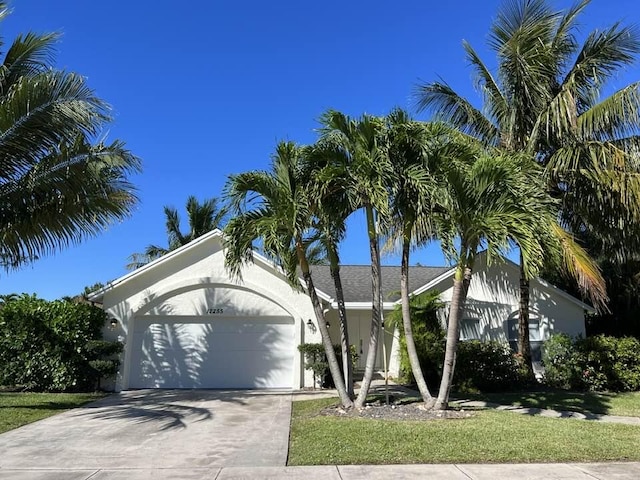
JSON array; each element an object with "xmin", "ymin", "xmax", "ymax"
[{"xmin": 0, "ymin": 389, "xmax": 292, "ymax": 473}]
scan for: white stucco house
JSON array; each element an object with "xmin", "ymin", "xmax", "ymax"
[{"xmin": 89, "ymin": 229, "xmax": 592, "ymax": 391}]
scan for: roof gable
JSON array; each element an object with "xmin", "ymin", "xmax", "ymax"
[{"xmin": 88, "ymin": 229, "xmax": 226, "ymax": 301}]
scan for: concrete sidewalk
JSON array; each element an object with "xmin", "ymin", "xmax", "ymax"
[{"xmin": 3, "ymin": 462, "xmax": 640, "ymax": 479}]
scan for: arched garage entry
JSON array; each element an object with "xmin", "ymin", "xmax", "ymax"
[{"xmin": 126, "ymin": 282, "xmax": 297, "ymax": 389}]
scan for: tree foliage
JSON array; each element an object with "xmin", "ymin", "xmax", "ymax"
[
  {"xmin": 0, "ymin": 3, "xmax": 140, "ymax": 270},
  {"xmin": 127, "ymin": 196, "xmax": 226, "ymax": 269}
]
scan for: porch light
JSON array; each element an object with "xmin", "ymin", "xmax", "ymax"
[
  {"xmin": 109, "ymin": 318, "xmax": 118, "ymax": 330},
  {"xmin": 306, "ymin": 318, "xmax": 314, "ymax": 329}
]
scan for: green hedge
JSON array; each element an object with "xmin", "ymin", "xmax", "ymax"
[
  {"xmin": 542, "ymin": 333, "xmax": 640, "ymax": 392},
  {"xmin": 397, "ymin": 332, "xmax": 529, "ymax": 393},
  {"xmin": 0, "ymin": 294, "xmax": 122, "ymax": 391}
]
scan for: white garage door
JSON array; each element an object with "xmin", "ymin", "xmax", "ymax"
[{"xmin": 128, "ymin": 316, "xmax": 295, "ymax": 389}]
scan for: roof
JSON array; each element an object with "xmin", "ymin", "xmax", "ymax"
[
  {"xmin": 307, "ymin": 265, "xmax": 452, "ymax": 303},
  {"xmin": 88, "ymin": 229, "xmax": 593, "ymax": 313}
]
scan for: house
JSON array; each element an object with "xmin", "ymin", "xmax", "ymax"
[{"xmin": 89, "ymin": 230, "xmax": 591, "ymax": 391}]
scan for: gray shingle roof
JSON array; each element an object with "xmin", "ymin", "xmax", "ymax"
[{"xmin": 306, "ymin": 265, "xmax": 452, "ymax": 303}]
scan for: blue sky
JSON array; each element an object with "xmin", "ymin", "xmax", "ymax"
[{"xmin": 1, "ymin": 0, "xmax": 638, "ymax": 300}]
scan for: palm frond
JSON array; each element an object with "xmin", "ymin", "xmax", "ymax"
[
  {"xmin": 0, "ymin": 71, "xmax": 110, "ymax": 180},
  {"xmin": 463, "ymin": 40, "xmax": 508, "ymax": 126},
  {"xmin": 577, "ymin": 82, "xmax": 640, "ymax": 141},
  {"xmin": 0, "ymin": 32, "xmax": 60, "ymax": 94},
  {"xmin": 549, "ymin": 223, "xmax": 608, "ymax": 310},
  {"xmin": 0, "ymin": 137, "xmax": 140, "ymax": 268},
  {"xmin": 561, "ymin": 23, "xmax": 640, "ymax": 107},
  {"xmin": 413, "ymin": 81, "xmax": 499, "ymax": 144}
]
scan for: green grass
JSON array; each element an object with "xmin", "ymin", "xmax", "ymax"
[
  {"xmin": 0, "ymin": 392, "xmax": 106, "ymax": 434},
  {"xmin": 457, "ymin": 391, "xmax": 640, "ymax": 417},
  {"xmin": 288, "ymin": 397, "xmax": 640, "ymax": 465}
]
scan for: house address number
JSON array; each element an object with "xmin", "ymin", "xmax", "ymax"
[{"xmin": 207, "ymin": 308, "xmax": 224, "ymax": 314}]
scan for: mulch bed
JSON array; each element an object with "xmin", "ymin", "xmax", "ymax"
[{"xmin": 321, "ymin": 399, "xmax": 475, "ymax": 421}]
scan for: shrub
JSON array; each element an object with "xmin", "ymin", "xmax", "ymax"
[
  {"xmin": 298, "ymin": 343, "xmax": 357, "ymax": 388},
  {"xmin": 454, "ymin": 340, "xmax": 529, "ymax": 393},
  {"xmin": 540, "ymin": 333, "xmax": 581, "ymax": 389},
  {"xmin": 542, "ymin": 333, "xmax": 640, "ymax": 392},
  {"xmin": 0, "ymin": 294, "xmax": 121, "ymax": 391}
]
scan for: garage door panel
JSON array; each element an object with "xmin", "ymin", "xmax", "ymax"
[{"xmin": 129, "ymin": 316, "xmax": 294, "ymax": 389}]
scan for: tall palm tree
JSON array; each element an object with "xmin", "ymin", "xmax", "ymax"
[
  {"xmin": 414, "ymin": 0, "xmax": 630, "ymax": 371},
  {"xmin": 0, "ymin": 4, "xmax": 140, "ymax": 270},
  {"xmin": 223, "ymin": 141, "xmax": 354, "ymax": 408},
  {"xmin": 317, "ymin": 111, "xmax": 392, "ymax": 409},
  {"xmin": 312, "ymin": 204, "xmax": 355, "ymax": 397},
  {"xmin": 127, "ymin": 196, "xmax": 226, "ymax": 270},
  {"xmin": 304, "ymin": 140, "xmax": 357, "ymax": 398},
  {"xmin": 383, "ymin": 110, "xmax": 472, "ymax": 405},
  {"xmin": 433, "ymin": 152, "xmax": 557, "ymax": 409}
]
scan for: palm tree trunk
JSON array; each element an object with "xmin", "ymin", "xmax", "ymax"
[
  {"xmin": 355, "ymin": 206, "xmax": 382, "ymax": 408},
  {"xmin": 434, "ymin": 264, "xmax": 472, "ymax": 410},
  {"xmin": 401, "ymin": 230, "xmax": 433, "ymax": 405},
  {"xmin": 297, "ymin": 241, "xmax": 354, "ymax": 408},
  {"xmin": 518, "ymin": 252, "xmax": 534, "ymax": 378},
  {"xmin": 328, "ymin": 244, "xmax": 354, "ymax": 398}
]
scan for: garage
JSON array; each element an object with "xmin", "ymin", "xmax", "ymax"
[
  {"xmin": 89, "ymin": 231, "xmax": 314, "ymax": 391},
  {"xmin": 128, "ymin": 316, "xmax": 295, "ymax": 389}
]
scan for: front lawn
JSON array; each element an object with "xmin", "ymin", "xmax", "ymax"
[
  {"xmin": 288, "ymin": 397, "xmax": 640, "ymax": 465},
  {"xmin": 458, "ymin": 391, "xmax": 640, "ymax": 417},
  {"xmin": 0, "ymin": 392, "xmax": 106, "ymax": 434}
]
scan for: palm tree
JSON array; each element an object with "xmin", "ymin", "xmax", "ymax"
[
  {"xmin": 127, "ymin": 196, "xmax": 226, "ymax": 270},
  {"xmin": 433, "ymin": 152, "xmax": 557, "ymax": 410},
  {"xmin": 304, "ymin": 140, "xmax": 358, "ymax": 398},
  {"xmin": 0, "ymin": 5, "xmax": 140, "ymax": 270},
  {"xmin": 414, "ymin": 0, "xmax": 631, "ymax": 371},
  {"xmin": 383, "ymin": 111, "xmax": 472, "ymax": 405},
  {"xmin": 317, "ymin": 111, "xmax": 392, "ymax": 409},
  {"xmin": 311, "ymin": 205, "xmax": 355, "ymax": 397},
  {"xmin": 223, "ymin": 141, "xmax": 354, "ymax": 408}
]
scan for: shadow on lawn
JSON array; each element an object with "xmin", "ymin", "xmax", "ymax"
[
  {"xmin": 463, "ymin": 390, "xmax": 614, "ymax": 415},
  {"xmin": 0, "ymin": 393, "xmax": 105, "ymax": 411}
]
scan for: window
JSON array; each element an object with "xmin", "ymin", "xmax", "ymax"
[
  {"xmin": 506, "ymin": 317, "xmax": 541, "ymax": 341},
  {"xmin": 460, "ymin": 318, "xmax": 481, "ymax": 340}
]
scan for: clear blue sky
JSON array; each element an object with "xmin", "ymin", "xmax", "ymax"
[{"xmin": 1, "ymin": 0, "xmax": 638, "ymax": 300}]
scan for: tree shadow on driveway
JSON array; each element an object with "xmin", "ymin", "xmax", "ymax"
[{"xmin": 68, "ymin": 389, "xmax": 283, "ymax": 431}]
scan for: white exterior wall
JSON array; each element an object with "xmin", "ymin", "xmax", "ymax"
[
  {"xmin": 434, "ymin": 256, "xmax": 587, "ymax": 342},
  {"xmin": 100, "ymin": 234, "xmax": 320, "ymax": 391},
  {"xmin": 325, "ymin": 308, "xmax": 398, "ymax": 378}
]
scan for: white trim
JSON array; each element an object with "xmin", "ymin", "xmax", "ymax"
[
  {"xmin": 394, "ymin": 267, "xmax": 456, "ymax": 302},
  {"xmin": 330, "ymin": 301, "xmax": 397, "ymax": 311},
  {"xmin": 88, "ymin": 229, "xmax": 338, "ymax": 305},
  {"xmin": 90, "ymin": 234, "xmax": 592, "ymax": 314}
]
